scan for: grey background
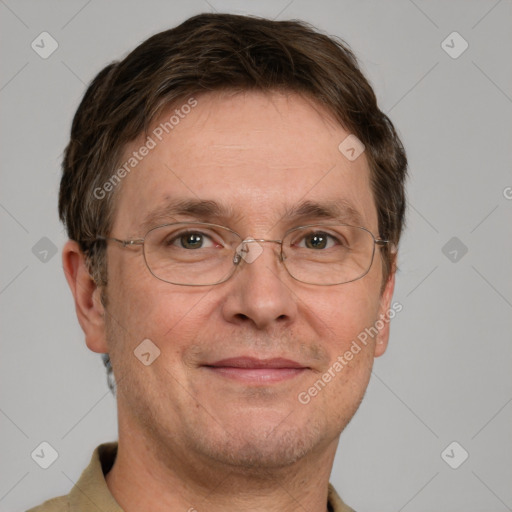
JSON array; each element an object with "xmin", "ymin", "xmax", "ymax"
[{"xmin": 1, "ymin": 1, "xmax": 511, "ymax": 511}]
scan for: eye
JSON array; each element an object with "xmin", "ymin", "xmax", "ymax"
[
  {"xmin": 169, "ymin": 231, "xmax": 218, "ymax": 250},
  {"xmin": 298, "ymin": 231, "xmax": 339, "ymax": 250}
]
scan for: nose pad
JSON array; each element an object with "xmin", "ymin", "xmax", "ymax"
[
  {"xmin": 234, "ymin": 238, "xmax": 265, "ymax": 265},
  {"xmin": 233, "ymin": 239, "xmax": 287, "ymax": 267}
]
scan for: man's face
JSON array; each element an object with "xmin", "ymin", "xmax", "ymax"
[{"xmin": 102, "ymin": 91, "xmax": 394, "ymax": 469}]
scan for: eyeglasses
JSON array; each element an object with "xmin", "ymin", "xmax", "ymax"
[{"xmin": 93, "ymin": 222, "xmax": 391, "ymax": 286}]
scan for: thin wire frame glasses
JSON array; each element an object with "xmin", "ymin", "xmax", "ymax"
[{"xmin": 95, "ymin": 221, "xmax": 391, "ymax": 286}]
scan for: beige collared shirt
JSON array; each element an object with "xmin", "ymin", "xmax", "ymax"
[{"xmin": 27, "ymin": 443, "xmax": 355, "ymax": 512}]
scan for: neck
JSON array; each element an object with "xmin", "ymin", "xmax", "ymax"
[{"xmin": 106, "ymin": 421, "xmax": 339, "ymax": 512}]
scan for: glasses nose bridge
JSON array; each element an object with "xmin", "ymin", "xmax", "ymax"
[
  {"xmin": 244, "ymin": 237, "xmax": 282, "ymax": 245},
  {"xmin": 234, "ymin": 237, "xmax": 285, "ymax": 266}
]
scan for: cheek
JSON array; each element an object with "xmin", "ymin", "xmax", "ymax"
[
  {"xmin": 107, "ymin": 256, "xmax": 217, "ymax": 362},
  {"xmin": 300, "ymin": 280, "xmax": 381, "ymax": 345},
  {"xmin": 104, "ymin": 277, "xmax": 212, "ymax": 411}
]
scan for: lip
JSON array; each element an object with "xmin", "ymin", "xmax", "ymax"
[
  {"xmin": 208, "ymin": 357, "xmax": 306, "ymax": 369},
  {"xmin": 204, "ymin": 357, "xmax": 309, "ymax": 384}
]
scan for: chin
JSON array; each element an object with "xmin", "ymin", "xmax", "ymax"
[{"xmin": 185, "ymin": 412, "xmax": 329, "ymax": 471}]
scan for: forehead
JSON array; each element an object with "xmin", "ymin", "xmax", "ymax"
[{"xmin": 111, "ymin": 90, "xmax": 377, "ymax": 235}]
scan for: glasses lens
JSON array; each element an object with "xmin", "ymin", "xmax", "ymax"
[
  {"xmin": 282, "ymin": 225, "xmax": 376, "ymax": 285},
  {"xmin": 143, "ymin": 223, "xmax": 241, "ymax": 285}
]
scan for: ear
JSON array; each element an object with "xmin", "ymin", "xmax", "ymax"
[
  {"xmin": 62, "ymin": 240, "xmax": 108, "ymax": 353},
  {"xmin": 374, "ymin": 266, "xmax": 396, "ymax": 357}
]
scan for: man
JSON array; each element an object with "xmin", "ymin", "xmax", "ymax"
[{"xmin": 29, "ymin": 12, "xmax": 407, "ymax": 512}]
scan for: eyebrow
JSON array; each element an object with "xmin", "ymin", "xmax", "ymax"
[
  {"xmin": 284, "ymin": 199, "xmax": 364, "ymax": 227},
  {"xmin": 139, "ymin": 197, "xmax": 364, "ymax": 233}
]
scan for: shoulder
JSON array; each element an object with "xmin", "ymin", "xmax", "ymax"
[
  {"xmin": 25, "ymin": 494, "xmax": 68, "ymax": 512},
  {"xmin": 328, "ymin": 483, "xmax": 356, "ymax": 512}
]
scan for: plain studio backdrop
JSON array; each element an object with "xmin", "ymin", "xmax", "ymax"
[{"xmin": 1, "ymin": 1, "xmax": 511, "ymax": 511}]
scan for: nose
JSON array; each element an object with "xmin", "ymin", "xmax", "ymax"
[{"xmin": 220, "ymin": 239, "xmax": 298, "ymax": 330}]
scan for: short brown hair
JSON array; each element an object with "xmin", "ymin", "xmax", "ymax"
[{"xmin": 59, "ymin": 12, "xmax": 407, "ymax": 288}]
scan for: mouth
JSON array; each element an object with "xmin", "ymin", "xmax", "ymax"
[{"xmin": 203, "ymin": 357, "xmax": 309, "ymax": 384}]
